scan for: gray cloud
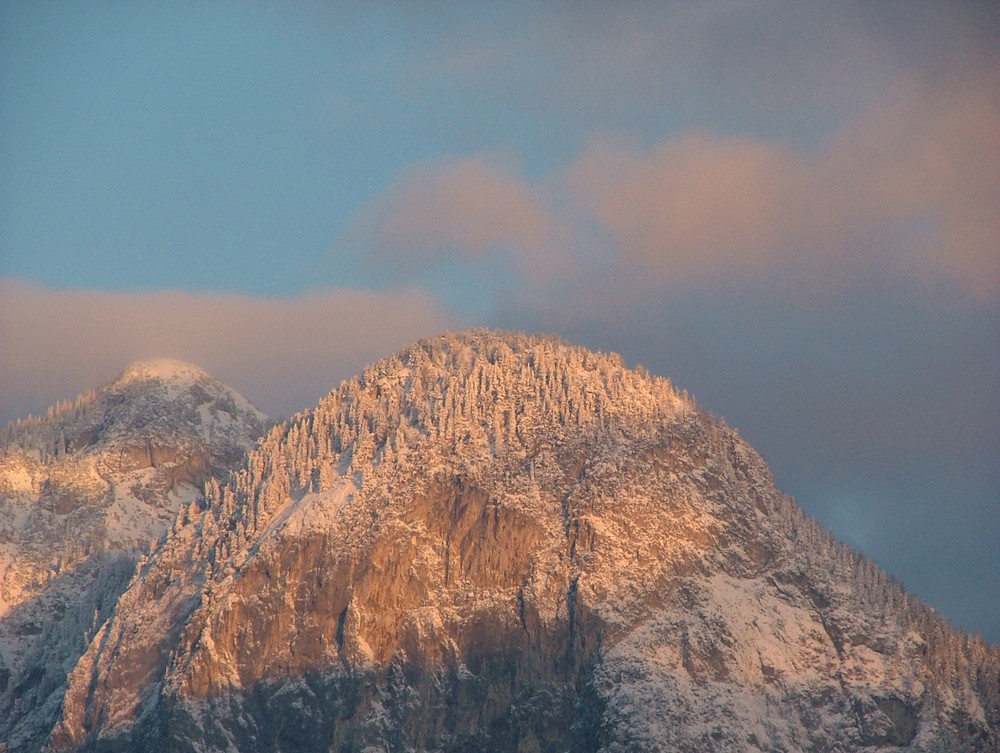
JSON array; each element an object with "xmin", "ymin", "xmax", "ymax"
[
  {"xmin": 389, "ymin": 0, "xmax": 998, "ymax": 149},
  {"xmin": 498, "ymin": 274, "xmax": 1000, "ymax": 640}
]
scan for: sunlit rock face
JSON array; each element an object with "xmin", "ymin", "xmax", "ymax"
[
  {"xmin": 49, "ymin": 333, "xmax": 1000, "ymax": 752},
  {"xmin": 0, "ymin": 360, "xmax": 269, "ymax": 753}
]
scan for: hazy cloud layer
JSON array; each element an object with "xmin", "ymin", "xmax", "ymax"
[{"xmin": 0, "ymin": 280, "xmax": 461, "ymax": 424}]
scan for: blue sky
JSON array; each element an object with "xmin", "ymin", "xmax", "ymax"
[{"xmin": 2, "ymin": 1, "xmax": 998, "ymax": 641}]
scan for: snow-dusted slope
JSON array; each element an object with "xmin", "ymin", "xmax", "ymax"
[
  {"xmin": 46, "ymin": 333, "xmax": 1000, "ymax": 752},
  {"xmin": 0, "ymin": 360, "xmax": 269, "ymax": 752}
]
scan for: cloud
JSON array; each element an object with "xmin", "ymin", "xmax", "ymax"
[
  {"xmin": 568, "ymin": 67, "xmax": 1000, "ymax": 298},
  {"xmin": 353, "ymin": 61, "xmax": 1000, "ymax": 305},
  {"xmin": 566, "ymin": 132, "xmax": 815, "ymax": 284},
  {"xmin": 346, "ymin": 155, "xmax": 560, "ymax": 281},
  {"xmin": 835, "ymin": 68, "xmax": 1000, "ymax": 299},
  {"xmin": 394, "ymin": 1, "xmax": 997, "ymax": 150},
  {"xmin": 0, "ymin": 280, "xmax": 461, "ymax": 424}
]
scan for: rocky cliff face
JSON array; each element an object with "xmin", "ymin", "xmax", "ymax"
[
  {"xmin": 0, "ymin": 360, "xmax": 269, "ymax": 752},
  {"xmin": 32, "ymin": 334, "xmax": 1000, "ymax": 751}
]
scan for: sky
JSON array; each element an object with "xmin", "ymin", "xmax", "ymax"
[{"xmin": 1, "ymin": 1, "xmax": 998, "ymax": 641}]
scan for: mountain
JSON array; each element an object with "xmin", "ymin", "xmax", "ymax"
[
  {"xmin": 10, "ymin": 333, "xmax": 1000, "ymax": 752},
  {"xmin": 0, "ymin": 360, "xmax": 269, "ymax": 752}
]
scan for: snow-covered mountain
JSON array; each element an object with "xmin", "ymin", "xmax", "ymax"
[
  {"xmin": 40, "ymin": 332, "xmax": 999, "ymax": 752},
  {"xmin": 0, "ymin": 360, "xmax": 269, "ymax": 752}
]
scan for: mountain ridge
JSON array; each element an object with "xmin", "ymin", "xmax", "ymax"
[{"xmin": 42, "ymin": 331, "xmax": 1000, "ymax": 752}]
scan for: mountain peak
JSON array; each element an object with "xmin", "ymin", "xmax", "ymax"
[
  {"xmin": 0, "ymin": 364, "xmax": 271, "ymax": 751},
  {"xmin": 115, "ymin": 358, "xmax": 212, "ymax": 386}
]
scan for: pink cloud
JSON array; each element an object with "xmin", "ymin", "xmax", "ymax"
[
  {"xmin": 0, "ymin": 280, "xmax": 461, "ymax": 424},
  {"xmin": 836, "ymin": 70, "xmax": 1000, "ymax": 298},
  {"xmin": 347, "ymin": 155, "xmax": 561, "ymax": 281},
  {"xmin": 347, "ymin": 68, "xmax": 998, "ymax": 306},
  {"xmin": 564, "ymin": 71, "xmax": 1000, "ymax": 299},
  {"xmin": 566, "ymin": 132, "xmax": 815, "ymax": 283}
]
